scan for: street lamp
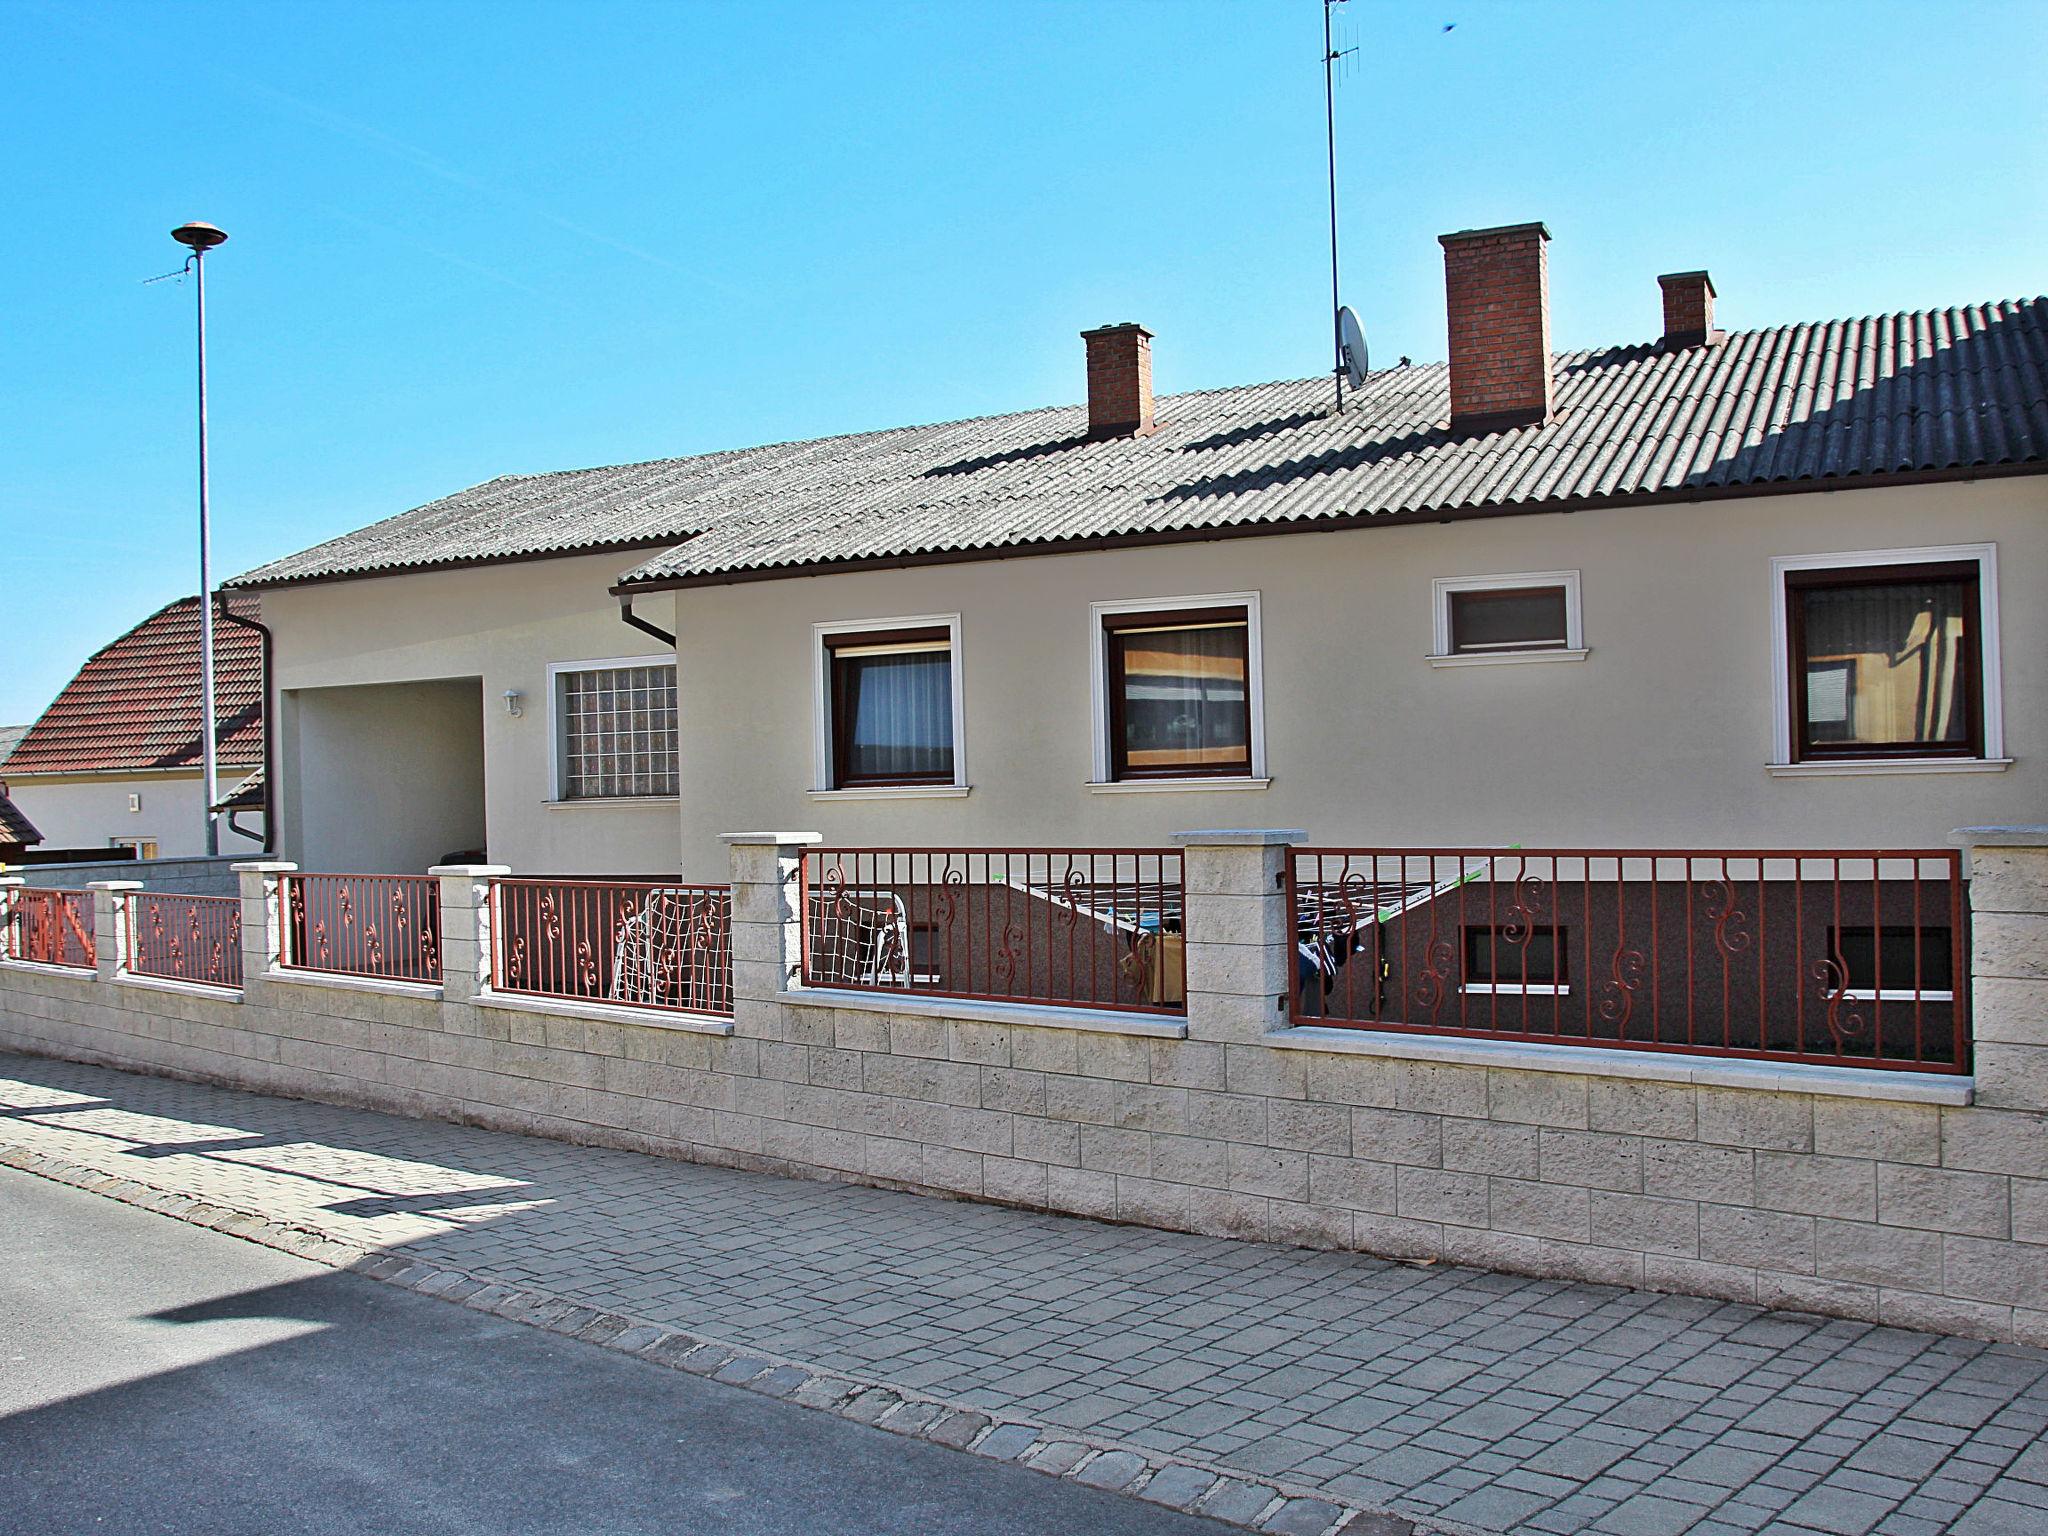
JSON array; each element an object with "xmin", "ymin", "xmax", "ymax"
[{"xmin": 171, "ymin": 220, "xmax": 227, "ymax": 856}]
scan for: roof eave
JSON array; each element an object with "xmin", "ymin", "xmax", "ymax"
[
  {"xmin": 228, "ymin": 533, "xmax": 701, "ymax": 592},
  {"xmin": 609, "ymin": 458, "xmax": 2048, "ymax": 596}
]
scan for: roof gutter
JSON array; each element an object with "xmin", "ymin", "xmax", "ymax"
[
  {"xmin": 607, "ymin": 459, "xmax": 2048, "ymax": 595},
  {"xmin": 214, "ymin": 596, "xmax": 276, "ymax": 854}
]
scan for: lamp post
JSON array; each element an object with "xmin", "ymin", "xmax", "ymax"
[{"xmin": 171, "ymin": 221, "xmax": 228, "ymax": 856}]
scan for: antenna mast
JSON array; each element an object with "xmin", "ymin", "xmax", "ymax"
[{"xmin": 1323, "ymin": 0, "xmax": 1353, "ymax": 411}]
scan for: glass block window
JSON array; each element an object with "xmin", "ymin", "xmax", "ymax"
[{"xmin": 557, "ymin": 664, "xmax": 678, "ymax": 799}]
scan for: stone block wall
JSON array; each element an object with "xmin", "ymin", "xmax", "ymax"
[{"xmin": 0, "ymin": 830, "xmax": 2045, "ymax": 1344}]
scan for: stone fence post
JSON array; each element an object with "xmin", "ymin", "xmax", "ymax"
[
  {"xmin": 233, "ymin": 861, "xmax": 295, "ymax": 995},
  {"xmin": 87, "ymin": 879, "xmax": 145, "ymax": 983},
  {"xmin": 1956, "ymin": 827, "xmax": 2048, "ymax": 1110},
  {"xmin": 722, "ymin": 833, "xmax": 821, "ymax": 1036},
  {"xmin": 0, "ymin": 877, "xmax": 19, "ymax": 962},
  {"xmin": 1172, "ymin": 830, "xmax": 1303, "ymax": 1045},
  {"xmin": 432, "ymin": 865, "xmax": 511, "ymax": 1003}
]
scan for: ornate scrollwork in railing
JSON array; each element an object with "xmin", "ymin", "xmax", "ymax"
[
  {"xmin": 282, "ymin": 874, "xmax": 442, "ymax": 984},
  {"xmin": 799, "ymin": 846, "xmax": 1185, "ymax": 1015},
  {"xmin": 128, "ymin": 892, "xmax": 242, "ymax": 989},
  {"xmin": 1289, "ymin": 846, "xmax": 1965, "ymax": 1076}
]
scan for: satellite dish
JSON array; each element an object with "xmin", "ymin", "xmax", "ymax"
[{"xmin": 1337, "ymin": 305, "xmax": 1370, "ymax": 391}]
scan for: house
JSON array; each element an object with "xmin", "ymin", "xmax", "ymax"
[
  {"xmin": 4, "ymin": 595, "xmax": 267, "ymax": 860},
  {"xmin": 0, "ymin": 725, "xmax": 41, "ymax": 862},
  {"xmin": 226, "ymin": 223, "xmax": 2047, "ymax": 882}
]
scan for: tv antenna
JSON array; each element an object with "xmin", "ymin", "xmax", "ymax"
[{"xmin": 1323, "ymin": 0, "xmax": 1358, "ymax": 410}]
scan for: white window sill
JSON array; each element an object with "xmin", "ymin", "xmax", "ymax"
[
  {"xmin": 1766, "ymin": 758, "xmax": 2013, "ymax": 777},
  {"xmin": 1264, "ymin": 1025, "xmax": 1972, "ymax": 1105},
  {"xmin": 780, "ymin": 985, "xmax": 1188, "ymax": 1039},
  {"xmin": 1427, "ymin": 648, "xmax": 1589, "ymax": 668},
  {"xmin": 474, "ymin": 988, "xmax": 735, "ymax": 1035},
  {"xmin": 1461, "ymin": 983, "xmax": 1571, "ymax": 997},
  {"xmin": 0, "ymin": 958, "xmax": 98, "ymax": 981},
  {"xmin": 264, "ymin": 967, "xmax": 443, "ymax": 1001},
  {"xmin": 1845, "ymin": 989, "xmax": 1956, "ymax": 1004},
  {"xmin": 1086, "ymin": 777, "xmax": 1272, "ymax": 795},
  {"xmin": 807, "ymin": 784, "xmax": 972, "ymax": 801},
  {"xmin": 117, "ymin": 972, "xmax": 243, "ymax": 1002},
  {"xmin": 542, "ymin": 796, "xmax": 680, "ymax": 809}
]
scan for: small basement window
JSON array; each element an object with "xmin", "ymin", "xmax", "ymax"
[
  {"xmin": 1462, "ymin": 924, "xmax": 1569, "ymax": 995},
  {"xmin": 1432, "ymin": 572, "xmax": 1584, "ymax": 661},
  {"xmin": 1828, "ymin": 925, "xmax": 1955, "ymax": 1002},
  {"xmin": 817, "ymin": 620, "xmax": 961, "ymax": 789}
]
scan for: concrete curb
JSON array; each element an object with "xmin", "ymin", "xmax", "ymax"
[{"xmin": 1, "ymin": 1142, "xmax": 1475, "ymax": 1536}]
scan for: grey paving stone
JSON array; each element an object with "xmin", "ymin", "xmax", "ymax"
[
  {"xmin": 1590, "ymin": 1494, "xmax": 1714, "ymax": 1536},
  {"xmin": 1073, "ymin": 1450, "xmax": 1148, "ymax": 1491},
  {"xmin": 1778, "ymin": 1485, "xmax": 1898, "ymax": 1536},
  {"xmin": 1435, "ymin": 1485, "xmax": 1554, "ymax": 1530},
  {"xmin": 1256, "ymin": 1497, "xmax": 1344, "ymax": 1535},
  {"xmin": 1136, "ymin": 1463, "xmax": 1218, "ymax": 1512}
]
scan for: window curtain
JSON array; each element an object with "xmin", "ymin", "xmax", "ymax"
[
  {"xmin": 1119, "ymin": 626, "xmax": 1249, "ymax": 768},
  {"xmin": 844, "ymin": 652, "xmax": 952, "ymax": 779}
]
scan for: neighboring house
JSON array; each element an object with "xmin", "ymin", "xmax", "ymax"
[
  {"xmin": 5, "ymin": 596, "xmax": 266, "ymax": 859},
  {"xmin": 0, "ymin": 724, "xmax": 42, "ymax": 861},
  {"xmin": 226, "ymin": 222, "xmax": 2048, "ymax": 879}
]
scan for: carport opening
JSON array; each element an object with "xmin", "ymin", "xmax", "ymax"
[{"xmin": 283, "ymin": 678, "xmax": 487, "ymax": 874}]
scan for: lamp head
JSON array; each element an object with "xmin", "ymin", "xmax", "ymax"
[{"xmin": 171, "ymin": 221, "xmax": 228, "ymax": 253}]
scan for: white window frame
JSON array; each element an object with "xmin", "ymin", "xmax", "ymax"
[
  {"xmin": 810, "ymin": 614, "xmax": 968, "ymax": 799},
  {"xmin": 546, "ymin": 654, "xmax": 680, "ymax": 804},
  {"xmin": 1088, "ymin": 590, "xmax": 1268, "ymax": 790},
  {"xmin": 1429, "ymin": 570, "xmax": 1586, "ymax": 666},
  {"xmin": 1767, "ymin": 543, "xmax": 2006, "ymax": 774}
]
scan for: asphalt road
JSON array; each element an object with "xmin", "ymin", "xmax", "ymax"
[{"xmin": 0, "ymin": 1168, "xmax": 1237, "ymax": 1536}]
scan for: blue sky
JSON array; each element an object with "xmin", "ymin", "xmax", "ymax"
[{"xmin": 3, "ymin": 0, "xmax": 2043, "ymax": 723}]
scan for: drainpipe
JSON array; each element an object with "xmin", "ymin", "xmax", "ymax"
[
  {"xmin": 215, "ymin": 594, "xmax": 276, "ymax": 854},
  {"xmin": 618, "ymin": 594, "xmax": 677, "ymax": 648}
]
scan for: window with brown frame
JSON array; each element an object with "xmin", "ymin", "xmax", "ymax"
[
  {"xmin": 1785, "ymin": 561, "xmax": 1982, "ymax": 761},
  {"xmin": 1103, "ymin": 606, "xmax": 1252, "ymax": 780},
  {"xmin": 824, "ymin": 627, "xmax": 955, "ymax": 787},
  {"xmin": 1827, "ymin": 924, "xmax": 1955, "ymax": 1001},
  {"xmin": 1447, "ymin": 585, "xmax": 1571, "ymax": 654}
]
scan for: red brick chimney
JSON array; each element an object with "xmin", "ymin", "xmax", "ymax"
[
  {"xmin": 1080, "ymin": 323, "xmax": 1156, "ymax": 439},
  {"xmin": 1658, "ymin": 270, "xmax": 1720, "ymax": 349},
  {"xmin": 1439, "ymin": 221, "xmax": 1553, "ymax": 432}
]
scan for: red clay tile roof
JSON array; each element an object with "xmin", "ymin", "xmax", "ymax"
[{"xmin": 7, "ymin": 596, "xmax": 263, "ymax": 777}]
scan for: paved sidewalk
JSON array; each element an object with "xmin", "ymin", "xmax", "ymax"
[{"xmin": 4, "ymin": 1051, "xmax": 2047, "ymax": 1536}]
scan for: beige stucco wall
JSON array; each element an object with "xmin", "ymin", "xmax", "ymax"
[
  {"xmin": 3, "ymin": 770, "xmax": 263, "ymax": 860},
  {"xmin": 256, "ymin": 478, "xmax": 2045, "ymax": 880},
  {"xmin": 282, "ymin": 679, "xmax": 488, "ymax": 873},
  {"xmin": 262, "ymin": 551, "xmax": 681, "ymax": 874}
]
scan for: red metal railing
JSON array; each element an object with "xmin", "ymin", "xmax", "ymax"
[
  {"xmin": 282, "ymin": 873, "xmax": 442, "ymax": 984},
  {"xmin": 489, "ymin": 878, "xmax": 733, "ymax": 1016},
  {"xmin": 800, "ymin": 848, "xmax": 1186, "ymax": 1015},
  {"xmin": 1, "ymin": 887, "xmax": 96, "ymax": 970},
  {"xmin": 1290, "ymin": 848, "xmax": 1967, "ymax": 1073},
  {"xmin": 127, "ymin": 892, "xmax": 243, "ymax": 989}
]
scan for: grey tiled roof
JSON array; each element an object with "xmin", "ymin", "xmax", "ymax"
[{"xmin": 231, "ymin": 299, "xmax": 2048, "ymax": 593}]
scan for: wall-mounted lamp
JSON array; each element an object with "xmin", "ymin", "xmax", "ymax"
[{"xmin": 503, "ymin": 689, "xmax": 524, "ymax": 718}]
